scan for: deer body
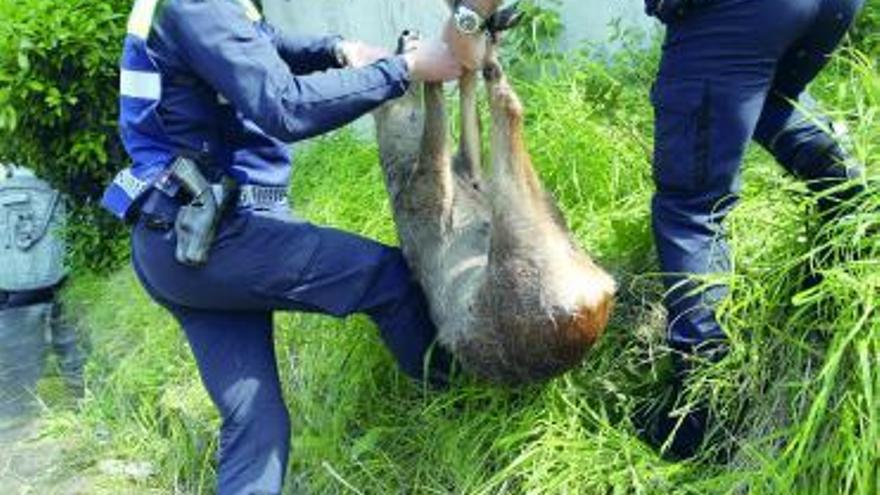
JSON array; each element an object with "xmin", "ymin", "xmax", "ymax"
[{"xmin": 373, "ymin": 12, "xmax": 615, "ymax": 384}]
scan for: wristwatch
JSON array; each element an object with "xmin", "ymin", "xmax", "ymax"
[{"xmin": 453, "ymin": 2, "xmax": 487, "ymax": 35}]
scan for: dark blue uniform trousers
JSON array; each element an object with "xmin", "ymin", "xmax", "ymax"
[
  {"xmin": 652, "ymin": 0, "xmax": 865, "ymax": 352},
  {"xmin": 130, "ymin": 191, "xmax": 450, "ymax": 495}
]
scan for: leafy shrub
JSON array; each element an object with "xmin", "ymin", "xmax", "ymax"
[
  {"xmin": 852, "ymin": 0, "xmax": 880, "ymax": 56},
  {"xmin": 0, "ymin": 0, "xmax": 131, "ymax": 272},
  {"xmin": 500, "ymin": 0, "xmax": 565, "ymax": 76}
]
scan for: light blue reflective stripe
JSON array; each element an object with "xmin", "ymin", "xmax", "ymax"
[
  {"xmin": 120, "ymin": 69, "xmax": 161, "ymax": 100},
  {"xmin": 237, "ymin": 0, "xmax": 262, "ymax": 22},
  {"xmin": 237, "ymin": 185, "xmax": 288, "ymax": 207},
  {"xmin": 127, "ymin": 0, "xmax": 161, "ymax": 39},
  {"xmin": 111, "ymin": 168, "xmax": 150, "ymax": 199}
]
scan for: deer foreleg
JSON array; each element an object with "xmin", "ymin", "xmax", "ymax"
[
  {"xmin": 454, "ymin": 70, "xmax": 483, "ymax": 182},
  {"xmin": 396, "ymin": 82, "xmax": 454, "ymax": 219}
]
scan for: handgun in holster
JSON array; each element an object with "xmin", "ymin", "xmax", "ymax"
[{"xmin": 168, "ymin": 157, "xmax": 237, "ymax": 267}]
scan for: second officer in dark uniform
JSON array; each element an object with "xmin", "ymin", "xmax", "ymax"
[{"xmin": 641, "ymin": 0, "xmax": 867, "ymax": 459}]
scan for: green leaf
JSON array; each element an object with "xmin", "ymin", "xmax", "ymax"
[{"xmin": 17, "ymin": 51, "xmax": 29, "ymax": 71}]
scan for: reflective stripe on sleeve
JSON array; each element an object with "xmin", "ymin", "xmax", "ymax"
[
  {"xmin": 238, "ymin": 0, "xmax": 263, "ymax": 22},
  {"xmin": 127, "ymin": 0, "xmax": 161, "ymax": 39},
  {"xmin": 120, "ymin": 69, "xmax": 161, "ymax": 100},
  {"xmin": 112, "ymin": 168, "xmax": 150, "ymax": 199}
]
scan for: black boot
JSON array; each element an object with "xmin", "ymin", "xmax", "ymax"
[
  {"xmin": 634, "ymin": 345, "xmax": 728, "ymax": 461},
  {"xmin": 805, "ymin": 141, "xmax": 866, "ymax": 223}
]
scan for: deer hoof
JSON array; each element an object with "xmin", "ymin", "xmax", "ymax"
[{"xmin": 491, "ymin": 83, "xmax": 523, "ymax": 118}]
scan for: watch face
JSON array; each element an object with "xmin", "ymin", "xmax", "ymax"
[{"xmin": 455, "ymin": 7, "xmax": 483, "ymax": 34}]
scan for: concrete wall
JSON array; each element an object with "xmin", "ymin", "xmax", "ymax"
[{"xmin": 263, "ymin": 0, "xmax": 653, "ymax": 52}]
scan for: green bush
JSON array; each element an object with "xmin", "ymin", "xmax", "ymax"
[
  {"xmin": 499, "ymin": 0, "xmax": 565, "ymax": 75},
  {"xmin": 852, "ymin": 0, "xmax": 880, "ymax": 56},
  {"xmin": 0, "ymin": 0, "xmax": 130, "ymax": 272}
]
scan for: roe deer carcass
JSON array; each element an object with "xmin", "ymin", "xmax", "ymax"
[{"xmin": 372, "ymin": 2, "xmax": 615, "ymax": 384}]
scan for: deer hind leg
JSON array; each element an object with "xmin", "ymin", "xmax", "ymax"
[
  {"xmin": 453, "ymin": 70, "xmax": 483, "ymax": 185},
  {"xmin": 476, "ymin": 58, "xmax": 615, "ymax": 382},
  {"xmin": 482, "ymin": 56, "xmax": 613, "ymax": 288},
  {"xmin": 482, "ymin": 58, "xmax": 558, "ymax": 245}
]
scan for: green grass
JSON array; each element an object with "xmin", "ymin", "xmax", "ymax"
[{"xmin": 38, "ymin": 42, "xmax": 880, "ymax": 494}]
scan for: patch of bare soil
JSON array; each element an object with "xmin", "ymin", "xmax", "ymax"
[{"xmin": 0, "ymin": 417, "xmax": 91, "ymax": 495}]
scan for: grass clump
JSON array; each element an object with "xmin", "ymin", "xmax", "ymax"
[{"xmin": 37, "ymin": 30, "xmax": 880, "ymax": 495}]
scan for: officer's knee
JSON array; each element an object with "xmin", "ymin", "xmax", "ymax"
[
  {"xmin": 368, "ymin": 248, "xmax": 415, "ymax": 303},
  {"xmin": 652, "ymin": 78, "xmax": 713, "ymax": 195}
]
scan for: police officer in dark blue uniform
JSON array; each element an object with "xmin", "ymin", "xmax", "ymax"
[
  {"xmin": 101, "ymin": 0, "xmax": 462, "ymax": 492},
  {"xmin": 641, "ymin": 0, "xmax": 867, "ymax": 459}
]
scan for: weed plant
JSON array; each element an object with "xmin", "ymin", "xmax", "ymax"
[{"xmin": 40, "ymin": 22, "xmax": 879, "ymax": 495}]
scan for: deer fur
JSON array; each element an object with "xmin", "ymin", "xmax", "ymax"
[{"xmin": 372, "ymin": 8, "xmax": 615, "ymax": 384}]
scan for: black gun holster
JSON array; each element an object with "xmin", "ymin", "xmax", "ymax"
[{"xmin": 168, "ymin": 157, "xmax": 237, "ymax": 267}]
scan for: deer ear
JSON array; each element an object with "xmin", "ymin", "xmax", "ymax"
[{"xmin": 487, "ymin": 1, "xmax": 524, "ymax": 33}]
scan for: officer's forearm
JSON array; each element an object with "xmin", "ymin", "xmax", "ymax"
[
  {"xmin": 260, "ymin": 56, "xmax": 410, "ymax": 142},
  {"xmin": 266, "ymin": 23, "xmax": 343, "ymax": 74}
]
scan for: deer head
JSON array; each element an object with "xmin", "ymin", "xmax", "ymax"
[{"xmin": 443, "ymin": 0, "xmax": 524, "ymax": 70}]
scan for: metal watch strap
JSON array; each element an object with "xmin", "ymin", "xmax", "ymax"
[{"xmin": 454, "ymin": 0, "xmax": 489, "ymax": 18}]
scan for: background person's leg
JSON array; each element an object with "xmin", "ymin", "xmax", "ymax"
[
  {"xmin": 169, "ymin": 307, "xmax": 290, "ymax": 495},
  {"xmin": 753, "ymin": 0, "xmax": 866, "ymax": 216},
  {"xmin": 651, "ymin": 80, "xmax": 769, "ymax": 354},
  {"xmin": 0, "ymin": 303, "xmax": 50, "ymax": 420},
  {"xmin": 651, "ymin": 0, "xmax": 816, "ymax": 355},
  {"xmin": 48, "ymin": 299, "xmax": 85, "ymax": 398},
  {"xmin": 0, "ymin": 289, "xmax": 54, "ymax": 419},
  {"xmin": 647, "ymin": 77, "xmax": 767, "ymax": 459},
  {"xmin": 644, "ymin": 0, "xmax": 817, "ymax": 458}
]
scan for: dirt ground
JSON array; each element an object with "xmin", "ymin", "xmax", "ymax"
[
  {"xmin": 1, "ymin": 412, "xmax": 167, "ymax": 495},
  {"xmin": 0, "ymin": 416, "xmax": 92, "ymax": 495}
]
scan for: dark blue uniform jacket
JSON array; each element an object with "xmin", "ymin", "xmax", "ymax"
[{"xmin": 103, "ymin": 0, "xmax": 410, "ymax": 219}]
